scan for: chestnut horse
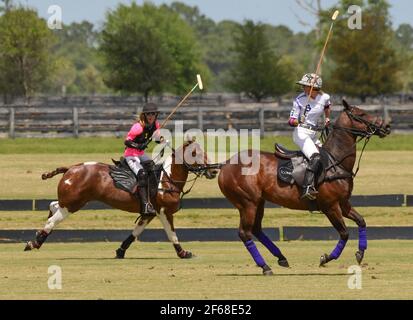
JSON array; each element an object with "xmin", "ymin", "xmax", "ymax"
[
  {"xmin": 24, "ymin": 140, "xmax": 217, "ymax": 258},
  {"xmin": 218, "ymin": 100, "xmax": 391, "ymax": 275}
]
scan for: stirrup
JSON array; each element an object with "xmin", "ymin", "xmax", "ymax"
[
  {"xmin": 301, "ymin": 186, "xmax": 318, "ymax": 200},
  {"xmin": 141, "ymin": 203, "xmax": 156, "ymax": 216}
]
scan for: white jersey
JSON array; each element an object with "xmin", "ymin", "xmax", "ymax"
[{"xmin": 290, "ymin": 92, "xmax": 331, "ymax": 127}]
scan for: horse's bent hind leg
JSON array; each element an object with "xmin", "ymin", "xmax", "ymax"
[
  {"xmin": 24, "ymin": 201, "xmax": 71, "ymax": 251},
  {"xmin": 320, "ymin": 203, "xmax": 349, "ymax": 267},
  {"xmin": 239, "ymin": 204, "xmax": 273, "ymax": 275},
  {"xmin": 341, "ymin": 201, "xmax": 367, "ymax": 265},
  {"xmin": 115, "ymin": 216, "xmax": 155, "ymax": 259},
  {"xmin": 252, "ymin": 200, "xmax": 289, "ymax": 268}
]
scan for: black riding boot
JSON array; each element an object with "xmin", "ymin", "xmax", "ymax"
[
  {"xmin": 301, "ymin": 153, "xmax": 322, "ymax": 200},
  {"xmin": 137, "ymin": 170, "xmax": 156, "ymax": 216}
]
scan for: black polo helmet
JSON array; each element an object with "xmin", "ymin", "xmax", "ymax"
[{"xmin": 142, "ymin": 103, "xmax": 159, "ymax": 115}]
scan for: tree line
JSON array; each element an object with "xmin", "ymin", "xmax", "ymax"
[{"xmin": 0, "ymin": 0, "xmax": 411, "ymax": 103}]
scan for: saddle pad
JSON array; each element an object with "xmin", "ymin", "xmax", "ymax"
[
  {"xmin": 109, "ymin": 158, "xmax": 164, "ymax": 195},
  {"xmin": 109, "ymin": 158, "xmax": 137, "ymax": 194},
  {"xmin": 277, "ymin": 158, "xmax": 294, "ymax": 185}
]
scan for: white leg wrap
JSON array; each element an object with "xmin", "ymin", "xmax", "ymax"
[
  {"xmin": 157, "ymin": 209, "xmax": 179, "ymax": 244},
  {"xmin": 44, "ymin": 204, "xmax": 70, "ymax": 233},
  {"xmin": 132, "ymin": 219, "xmax": 150, "ymax": 238},
  {"xmin": 49, "ymin": 201, "xmax": 59, "ymax": 214}
]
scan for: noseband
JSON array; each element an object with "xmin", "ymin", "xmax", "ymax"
[{"xmin": 334, "ymin": 108, "xmax": 387, "ymax": 138}]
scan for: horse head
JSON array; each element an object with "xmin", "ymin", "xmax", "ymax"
[
  {"xmin": 340, "ymin": 99, "xmax": 391, "ymax": 138},
  {"xmin": 173, "ymin": 137, "xmax": 218, "ymax": 180}
]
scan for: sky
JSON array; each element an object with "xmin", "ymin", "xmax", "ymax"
[{"xmin": 25, "ymin": 0, "xmax": 413, "ymax": 32}]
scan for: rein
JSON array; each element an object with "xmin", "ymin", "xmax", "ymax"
[
  {"xmin": 155, "ymin": 142, "xmax": 223, "ymax": 201},
  {"xmin": 324, "ymin": 108, "xmax": 381, "ymax": 178}
]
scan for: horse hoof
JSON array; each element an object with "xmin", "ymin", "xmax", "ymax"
[
  {"xmin": 24, "ymin": 241, "xmax": 34, "ymax": 251},
  {"xmin": 319, "ymin": 254, "xmax": 330, "ymax": 267},
  {"xmin": 115, "ymin": 248, "xmax": 125, "ymax": 259},
  {"xmin": 262, "ymin": 264, "xmax": 273, "ymax": 275},
  {"xmin": 263, "ymin": 269, "xmax": 273, "ymax": 276},
  {"xmin": 178, "ymin": 250, "xmax": 193, "ymax": 259},
  {"xmin": 278, "ymin": 259, "xmax": 290, "ymax": 268},
  {"xmin": 355, "ymin": 250, "xmax": 364, "ymax": 265}
]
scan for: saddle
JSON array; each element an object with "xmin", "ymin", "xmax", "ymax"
[
  {"xmin": 109, "ymin": 157, "xmax": 163, "ymax": 197},
  {"xmin": 274, "ymin": 143, "xmax": 352, "ymax": 188}
]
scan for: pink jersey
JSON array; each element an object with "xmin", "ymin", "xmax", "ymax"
[{"xmin": 124, "ymin": 121, "xmax": 160, "ymax": 157}]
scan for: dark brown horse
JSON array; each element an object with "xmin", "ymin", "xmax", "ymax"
[
  {"xmin": 24, "ymin": 139, "xmax": 217, "ymax": 258},
  {"xmin": 218, "ymin": 100, "xmax": 391, "ymax": 275}
]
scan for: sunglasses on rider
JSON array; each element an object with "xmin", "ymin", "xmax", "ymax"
[{"xmin": 145, "ymin": 112, "xmax": 157, "ymax": 116}]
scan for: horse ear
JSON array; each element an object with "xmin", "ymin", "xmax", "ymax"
[{"xmin": 343, "ymin": 99, "xmax": 351, "ymax": 110}]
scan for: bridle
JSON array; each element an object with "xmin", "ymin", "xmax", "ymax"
[
  {"xmin": 325, "ymin": 107, "xmax": 389, "ymax": 177},
  {"xmin": 153, "ymin": 142, "xmax": 222, "ymax": 201},
  {"xmin": 334, "ymin": 108, "xmax": 388, "ymax": 138}
]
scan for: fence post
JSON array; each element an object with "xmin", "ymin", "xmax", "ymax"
[
  {"xmin": 9, "ymin": 107, "xmax": 15, "ymax": 139},
  {"xmin": 259, "ymin": 107, "xmax": 265, "ymax": 137},
  {"xmin": 198, "ymin": 107, "xmax": 203, "ymax": 131},
  {"xmin": 73, "ymin": 106, "xmax": 79, "ymax": 138},
  {"xmin": 382, "ymin": 104, "xmax": 390, "ymax": 124}
]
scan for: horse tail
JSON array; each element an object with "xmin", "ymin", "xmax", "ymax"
[{"xmin": 42, "ymin": 167, "xmax": 69, "ymax": 180}]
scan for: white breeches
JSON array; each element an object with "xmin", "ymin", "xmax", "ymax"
[
  {"xmin": 293, "ymin": 126, "xmax": 322, "ymax": 159},
  {"xmin": 44, "ymin": 201, "xmax": 70, "ymax": 233},
  {"xmin": 125, "ymin": 154, "xmax": 152, "ymax": 176}
]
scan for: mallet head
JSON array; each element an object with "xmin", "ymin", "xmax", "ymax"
[{"xmin": 197, "ymin": 74, "xmax": 203, "ymax": 90}]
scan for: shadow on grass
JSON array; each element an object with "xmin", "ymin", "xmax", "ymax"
[
  {"xmin": 216, "ymin": 273, "xmax": 349, "ymax": 277},
  {"xmin": 55, "ymin": 257, "xmax": 178, "ymax": 261}
]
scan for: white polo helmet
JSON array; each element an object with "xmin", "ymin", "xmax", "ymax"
[{"xmin": 296, "ymin": 73, "xmax": 322, "ymax": 89}]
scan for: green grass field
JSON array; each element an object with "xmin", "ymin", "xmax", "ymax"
[
  {"xmin": 1, "ymin": 207, "xmax": 412, "ymax": 230},
  {"xmin": 0, "ymin": 136, "xmax": 412, "ymax": 300},
  {"xmin": 0, "ymin": 241, "xmax": 412, "ymax": 300},
  {"xmin": 0, "ymin": 134, "xmax": 412, "ymax": 154},
  {"xmin": 0, "ymin": 150, "xmax": 412, "ymax": 199}
]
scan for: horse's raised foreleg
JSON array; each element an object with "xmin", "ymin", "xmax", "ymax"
[
  {"xmin": 24, "ymin": 201, "xmax": 71, "ymax": 251},
  {"xmin": 320, "ymin": 203, "xmax": 349, "ymax": 267},
  {"xmin": 341, "ymin": 201, "xmax": 367, "ymax": 265},
  {"xmin": 252, "ymin": 200, "xmax": 289, "ymax": 268},
  {"xmin": 239, "ymin": 204, "xmax": 273, "ymax": 275},
  {"xmin": 115, "ymin": 216, "xmax": 155, "ymax": 259},
  {"xmin": 158, "ymin": 209, "xmax": 192, "ymax": 259}
]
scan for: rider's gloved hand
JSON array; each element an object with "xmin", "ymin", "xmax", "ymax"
[
  {"xmin": 288, "ymin": 118, "xmax": 299, "ymax": 127},
  {"xmin": 124, "ymin": 140, "xmax": 149, "ymax": 151}
]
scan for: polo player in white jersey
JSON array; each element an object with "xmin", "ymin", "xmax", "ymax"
[{"xmin": 288, "ymin": 73, "xmax": 331, "ymax": 200}]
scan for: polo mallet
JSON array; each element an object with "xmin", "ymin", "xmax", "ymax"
[
  {"xmin": 304, "ymin": 10, "xmax": 340, "ymax": 109},
  {"xmin": 143, "ymin": 74, "xmax": 203, "ymax": 150},
  {"xmin": 159, "ymin": 74, "xmax": 203, "ymax": 130}
]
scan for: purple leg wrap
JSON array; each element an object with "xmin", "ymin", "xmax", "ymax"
[
  {"xmin": 244, "ymin": 239, "xmax": 266, "ymax": 267},
  {"xmin": 256, "ymin": 231, "xmax": 283, "ymax": 258},
  {"xmin": 330, "ymin": 239, "xmax": 347, "ymax": 260},
  {"xmin": 359, "ymin": 227, "xmax": 367, "ymax": 251}
]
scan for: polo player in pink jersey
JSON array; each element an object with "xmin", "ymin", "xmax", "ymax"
[{"xmin": 124, "ymin": 103, "xmax": 163, "ymax": 216}]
